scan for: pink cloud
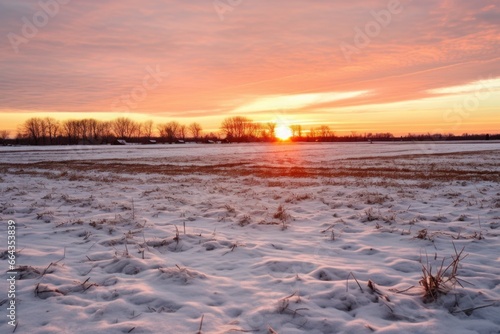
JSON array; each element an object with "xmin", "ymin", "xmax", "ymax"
[{"xmin": 0, "ymin": 0, "xmax": 498, "ymax": 126}]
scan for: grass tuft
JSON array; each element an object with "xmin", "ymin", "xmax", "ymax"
[
  {"xmin": 273, "ymin": 204, "xmax": 291, "ymax": 230},
  {"xmin": 419, "ymin": 244, "xmax": 468, "ymax": 303}
]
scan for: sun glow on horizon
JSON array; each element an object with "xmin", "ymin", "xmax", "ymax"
[{"xmin": 275, "ymin": 124, "xmax": 293, "ymax": 140}]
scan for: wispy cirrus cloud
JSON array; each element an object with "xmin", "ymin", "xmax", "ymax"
[
  {"xmin": 427, "ymin": 77, "xmax": 500, "ymax": 95},
  {"xmin": 232, "ymin": 91, "xmax": 370, "ymax": 114},
  {"xmin": 0, "ymin": 0, "xmax": 499, "ymax": 133}
]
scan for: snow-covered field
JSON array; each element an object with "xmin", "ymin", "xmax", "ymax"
[{"xmin": 1, "ymin": 142, "xmax": 499, "ymax": 334}]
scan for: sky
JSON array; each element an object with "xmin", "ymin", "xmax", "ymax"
[{"xmin": 0, "ymin": 0, "xmax": 499, "ymax": 136}]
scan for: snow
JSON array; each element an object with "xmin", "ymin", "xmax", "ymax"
[
  {"xmin": 0, "ymin": 142, "xmax": 499, "ymax": 333},
  {"xmin": 0, "ymin": 140, "xmax": 498, "ymax": 165}
]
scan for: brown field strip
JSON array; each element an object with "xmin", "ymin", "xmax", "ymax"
[{"xmin": 1, "ymin": 149, "xmax": 498, "ymax": 183}]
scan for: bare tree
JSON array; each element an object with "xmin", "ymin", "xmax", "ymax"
[
  {"xmin": 188, "ymin": 122, "xmax": 202, "ymax": 140},
  {"xmin": 158, "ymin": 121, "xmax": 180, "ymax": 142},
  {"xmin": 84, "ymin": 118, "xmax": 99, "ymax": 142},
  {"xmin": 15, "ymin": 124, "xmax": 27, "ymax": 141},
  {"xmin": 0, "ymin": 130, "xmax": 9, "ymax": 144},
  {"xmin": 178, "ymin": 124, "xmax": 187, "ymax": 141},
  {"xmin": 167, "ymin": 121, "xmax": 180, "ymax": 141},
  {"xmin": 97, "ymin": 121, "xmax": 114, "ymax": 143},
  {"xmin": 23, "ymin": 117, "xmax": 44, "ymax": 144},
  {"xmin": 78, "ymin": 119, "xmax": 90, "ymax": 141},
  {"xmin": 290, "ymin": 124, "xmax": 302, "ymax": 138},
  {"xmin": 266, "ymin": 122, "xmax": 276, "ymax": 140},
  {"xmin": 246, "ymin": 122, "xmax": 262, "ymax": 139},
  {"xmin": 319, "ymin": 125, "xmax": 331, "ymax": 138},
  {"xmin": 143, "ymin": 120, "xmax": 154, "ymax": 139},
  {"xmin": 372, "ymin": 132, "xmax": 394, "ymax": 139},
  {"xmin": 62, "ymin": 120, "xmax": 77, "ymax": 144},
  {"xmin": 39, "ymin": 118, "xmax": 48, "ymax": 144},
  {"xmin": 134, "ymin": 122, "xmax": 143, "ymax": 139},
  {"xmin": 112, "ymin": 117, "xmax": 127, "ymax": 139},
  {"xmin": 157, "ymin": 123, "xmax": 166, "ymax": 139},
  {"xmin": 44, "ymin": 118, "xmax": 60, "ymax": 144},
  {"xmin": 220, "ymin": 116, "xmax": 252, "ymax": 140},
  {"xmin": 205, "ymin": 131, "xmax": 220, "ymax": 141},
  {"xmin": 308, "ymin": 127, "xmax": 317, "ymax": 139},
  {"xmin": 112, "ymin": 117, "xmax": 136, "ymax": 139},
  {"xmin": 0, "ymin": 130, "xmax": 9, "ymax": 140}
]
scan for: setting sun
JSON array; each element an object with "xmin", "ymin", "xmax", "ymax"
[{"xmin": 275, "ymin": 125, "xmax": 293, "ymax": 140}]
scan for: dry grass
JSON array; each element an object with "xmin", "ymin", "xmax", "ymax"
[
  {"xmin": 273, "ymin": 205, "xmax": 291, "ymax": 230},
  {"xmin": 238, "ymin": 214, "xmax": 252, "ymax": 226},
  {"xmin": 416, "ymin": 229, "xmax": 429, "ymax": 240},
  {"xmin": 362, "ymin": 208, "xmax": 397, "ymax": 224},
  {"xmin": 196, "ymin": 314, "xmax": 204, "ymax": 334},
  {"xmin": 225, "ymin": 204, "xmax": 236, "ymax": 215},
  {"xmin": 419, "ymin": 244, "xmax": 468, "ymax": 303},
  {"xmin": 357, "ymin": 191, "xmax": 391, "ymax": 205},
  {"xmin": 34, "ymin": 283, "xmax": 65, "ymax": 298},
  {"xmin": 2, "ymin": 149, "xmax": 499, "ymax": 182},
  {"xmin": 276, "ymin": 291, "xmax": 307, "ymax": 318},
  {"xmin": 346, "ymin": 272, "xmax": 364, "ymax": 293},
  {"xmin": 285, "ymin": 193, "xmax": 313, "ymax": 203},
  {"xmin": 268, "ymin": 326, "xmax": 279, "ymax": 334}
]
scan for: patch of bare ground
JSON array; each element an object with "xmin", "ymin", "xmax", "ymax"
[
  {"xmin": 344, "ymin": 149, "xmax": 500, "ymax": 161},
  {"xmin": 0, "ymin": 150, "xmax": 498, "ymax": 182}
]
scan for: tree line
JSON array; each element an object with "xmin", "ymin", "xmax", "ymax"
[
  {"xmin": 9, "ymin": 117, "xmax": 207, "ymax": 145},
  {"xmin": 1, "ymin": 116, "xmax": 497, "ymax": 145}
]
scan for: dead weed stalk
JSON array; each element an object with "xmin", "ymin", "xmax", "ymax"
[{"xmin": 419, "ymin": 243, "xmax": 468, "ymax": 302}]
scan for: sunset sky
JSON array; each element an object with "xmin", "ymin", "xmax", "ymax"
[{"xmin": 1, "ymin": 0, "xmax": 499, "ymax": 136}]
